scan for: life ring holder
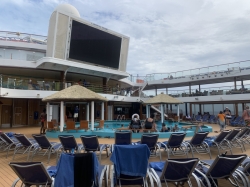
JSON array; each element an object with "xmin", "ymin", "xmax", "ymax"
[{"xmin": 132, "ymin": 113, "xmax": 140, "ymax": 120}]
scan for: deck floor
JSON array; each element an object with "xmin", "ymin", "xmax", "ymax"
[{"xmin": 0, "ymin": 124, "xmax": 249, "ymax": 186}]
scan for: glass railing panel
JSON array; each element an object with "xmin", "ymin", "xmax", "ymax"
[
  {"xmin": 190, "ymin": 69, "xmax": 200, "ymax": 76},
  {"xmin": 216, "ymin": 64, "xmax": 228, "ymax": 72},
  {"xmin": 239, "ymin": 60, "xmax": 250, "ymax": 68},
  {"xmin": 199, "ymin": 67, "xmax": 209, "ymax": 74},
  {"xmin": 182, "ymin": 70, "xmax": 191, "ymax": 77}
]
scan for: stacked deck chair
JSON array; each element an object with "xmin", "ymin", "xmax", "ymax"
[
  {"xmin": 195, "ymin": 154, "xmax": 248, "ymax": 187},
  {"xmin": 0, "ymin": 133, "xmax": 20, "ymax": 158},
  {"xmin": 195, "ymin": 115, "xmax": 202, "ymax": 122},
  {"xmin": 111, "ymin": 131, "xmax": 132, "ymax": 153},
  {"xmin": 134, "ymin": 134, "xmax": 162, "ymax": 160},
  {"xmin": 231, "ymin": 117, "xmax": 243, "ymax": 126},
  {"xmin": 202, "ymin": 115, "xmax": 209, "ymax": 122},
  {"xmin": 229, "ymin": 115, "xmax": 236, "ymax": 125},
  {"xmin": 208, "ymin": 115, "xmax": 216, "ymax": 124},
  {"xmin": 224, "ymin": 128, "xmax": 244, "ymax": 153},
  {"xmin": 184, "ymin": 131, "xmax": 211, "ymax": 159},
  {"xmin": 12, "ymin": 134, "xmax": 39, "ymax": 161},
  {"xmin": 149, "ymin": 158, "xmax": 200, "ymax": 187},
  {"xmin": 204, "ymin": 130, "xmax": 232, "ymax": 155},
  {"xmin": 9, "ymin": 162, "xmax": 54, "ymax": 187},
  {"xmin": 32, "ymin": 134, "xmax": 62, "ymax": 163},
  {"xmin": 236, "ymin": 128, "xmax": 250, "ymax": 151},
  {"xmin": 80, "ymin": 135, "xmax": 110, "ymax": 161},
  {"xmin": 110, "ymin": 144, "xmax": 153, "ymax": 187},
  {"xmin": 161, "ymin": 133, "xmax": 188, "ymax": 158},
  {"xmin": 50, "ymin": 152, "xmax": 108, "ymax": 187}
]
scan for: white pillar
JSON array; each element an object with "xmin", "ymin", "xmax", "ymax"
[
  {"xmin": 177, "ymin": 104, "xmax": 180, "ymax": 122},
  {"xmin": 86, "ymin": 103, "xmax": 89, "ymax": 121},
  {"xmin": 60, "ymin": 101, "xmax": 64, "ymax": 132},
  {"xmin": 161, "ymin": 104, "xmax": 164, "ymax": 123},
  {"xmin": 146, "ymin": 104, "xmax": 148, "ymax": 118},
  {"xmin": 46, "ymin": 102, "xmax": 50, "ymax": 122},
  {"xmin": 101, "ymin": 102, "xmax": 104, "ymax": 120},
  {"xmin": 91, "ymin": 101, "xmax": 94, "ymax": 130}
]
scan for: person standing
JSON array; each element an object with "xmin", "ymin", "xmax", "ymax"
[
  {"xmin": 224, "ymin": 107, "xmax": 231, "ymax": 127},
  {"xmin": 40, "ymin": 109, "xmax": 47, "ymax": 134},
  {"xmin": 242, "ymin": 105, "xmax": 250, "ymax": 126},
  {"xmin": 74, "ymin": 106, "xmax": 79, "ymax": 122},
  {"xmin": 217, "ymin": 111, "xmax": 225, "ymax": 132}
]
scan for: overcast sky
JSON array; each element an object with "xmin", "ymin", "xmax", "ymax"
[{"xmin": 1, "ymin": 0, "xmax": 250, "ymax": 78}]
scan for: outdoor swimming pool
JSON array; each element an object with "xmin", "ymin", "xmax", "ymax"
[{"xmin": 46, "ymin": 120, "xmax": 213, "ymax": 139}]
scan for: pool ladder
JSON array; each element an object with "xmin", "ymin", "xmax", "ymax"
[{"xmin": 116, "ymin": 115, "xmax": 125, "ymax": 121}]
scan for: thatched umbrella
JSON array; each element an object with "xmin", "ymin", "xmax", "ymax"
[
  {"xmin": 143, "ymin": 93, "xmax": 183, "ymax": 123},
  {"xmin": 42, "ymin": 85, "xmax": 108, "ymax": 131},
  {"xmin": 42, "ymin": 85, "xmax": 108, "ymax": 102}
]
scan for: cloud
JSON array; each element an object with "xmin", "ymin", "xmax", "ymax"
[{"xmin": 1, "ymin": 0, "xmax": 250, "ymax": 80}]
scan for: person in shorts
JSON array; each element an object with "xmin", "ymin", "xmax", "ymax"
[
  {"xmin": 242, "ymin": 105, "xmax": 250, "ymax": 126},
  {"xmin": 217, "ymin": 111, "xmax": 225, "ymax": 132},
  {"xmin": 224, "ymin": 107, "xmax": 232, "ymax": 127}
]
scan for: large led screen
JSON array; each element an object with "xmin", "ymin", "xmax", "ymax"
[{"xmin": 69, "ymin": 20, "xmax": 122, "ymax": 69}]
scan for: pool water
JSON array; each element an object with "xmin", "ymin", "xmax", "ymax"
[{"xmin": 46, "ymin": 120, "xmax": 213, "ymax": 139}]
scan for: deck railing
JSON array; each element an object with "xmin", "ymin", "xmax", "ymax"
[
  {"xmin": 128, "ymin": 60, "xmax": 250, "ymax": 83},
  {"xmin": 0, "ymin": 74, "xmax": 135, "ymax": 96}
]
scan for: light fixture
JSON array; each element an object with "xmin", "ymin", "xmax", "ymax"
[
  {"xmin": 37, "ymin": 94, "xmax": 40, "ymax": 98},
  {"xmin": 195, "ymin": 98, "xmax": 198, "ymax": 100}
]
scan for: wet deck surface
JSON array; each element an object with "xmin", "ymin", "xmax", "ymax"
[{"xmin": 0, "ymin": 124, "xmax": 248, "ymax": 186}]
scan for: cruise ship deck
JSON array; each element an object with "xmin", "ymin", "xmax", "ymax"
[{"xmin": 0, "ymin": 123, "xmax": 248, "ymax": 187}]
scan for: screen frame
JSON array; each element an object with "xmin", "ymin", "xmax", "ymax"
[{"xmin": 67, "ymin": 18, "xmax": 125, "ymax": 70}]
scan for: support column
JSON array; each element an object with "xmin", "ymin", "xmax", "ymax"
[
  {"xmin": 177, "ymin": 104, "xmax": 180, "ymax": 122},
  {"xmin": 189, "ymin": 103, "xmax": 192, "ymax": 117},
  {"xmin": 86, "ymin": 103, "xmax": 89, "ymax": 121},
  {"xmin": 234, "ymin": 77, "xmax": 237, "ymax": 90},
  {"xmin": 60, "ymin": 101, "xmax": 64, "ymax": 132},
  {"xmin": 199, "ymin": 84, "xmax": 201, "ymax": 92},
  {"xmin": 189, "ymin": 83, "xmax": 191, "ymax": 95},
  {"xmin": 103, "ymin": 77, "xmax": 107, "ymax": 93},
  {"xmin": 241, "ymin": 79, "xmax": 244, "ymax": 89},
  {"xmin": 101, "ymin": 102, "xmax": 104, "ymax": 120},
  {"xmin": 161, "ymin": 104, "xmax": 164, "ymax": 123},
  {"xmin": 104, "ymin": 102, "xmax": 108, "ymax": 120},
  {"xmin": 139, "ymin": 103, "xmax": 142, "ymax": 119},
  {"xmin": 91, "ymin": 101, "xmax": 94, "ymax": 131},
  {"xmin": 242, "ymin": 103, "xmax": 245, "ymax": 113},
  {"xmin": 235, "ymin": 103, "xmax": 238, "ymax": 116},
  {"xmin": 155, "ymin": 86, "xmax": 157, "ymax": 96},
  {"xmin": 166, "ymin": 88, "xmax": 168, "ymax": 95},
  {"xmin": 185, "ymin": 103, "xmax": 188, "ymax": 116},
  {"xmin": 46, "ymin": 102, "xmax": 50, "ymax": 122},
  {"xmin": 199, "ymin": 104, "xmax": 202, "ymax": 115},
  {"xmin": 146, "ymin": 104, "xmax": 149, "ymax": 118}
]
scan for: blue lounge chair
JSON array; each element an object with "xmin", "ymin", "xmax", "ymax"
[
  {"xmin": 53, "ymin": 153, "xmax": 108, "ymax": 187},
  {"xmin": 208, "ymin": 115, "xmax": 216, "ymax": 123},
  {"xmin": 110, "ymin": 144, "xmax": 153, "ymax": 187},
  {"xmin": 202, "ymin": 115, "xmax": 209, "ymax": 122},
  {"xmin": 0, "ymin": 133, "xmax": 20, "ymax": 158},
  {"xmin": 9, "ymin": 162, "xmax": 53, "ymax": 187},
  {"xmin": 184, "ymin": 131, "xmax": 211, "ymax": 158},
  {"xmin": 32, "ymin": 134, "xmax": 62, "ymax": 163},
  {"xmin": 135, "ymin": 134, "xmax": 161, "ymax": 160},
  {"xmin": 80, "ymin": 135, "xmax": 110, "ymax": 161},
  {"xmin": 204, "ymin": 130, "xmax": 232, "ymax": 155},
  {"xmin": 195, "ymin": 115, "xmax": 202, "ymax": 121},
  {"xmin": 225, "ymin": 128, "xmax": 244, "ymax": 153},
  {"xmin": 231, "ymin": 117, "xmax": 243, "ymax": 126},
  {"xmin": 196, "ymin": 154, "xmax": 248, "ymax": 187},
  {"xmin": 13, "ymin": 134, "xmax": 39, "ymax": 161},
  {"xmin": 229, "ymin": 115, "xmax": 236, "ymax": 125},
  {"xmin": 149, "ymin": 158, "xmax": 200, "ymax": 187},
  {"xmin": 58, "ymin": 135, "xmax": 83, "ymax": 153},
  {"xmin": 111, "ymin": 131, "xmax": 132, "ymax": 153},
  {"xmin": 161, "ymin": 133, "xmax": 188, "ymax": 158}
]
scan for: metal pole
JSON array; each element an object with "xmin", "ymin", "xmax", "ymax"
[
  {"xmin": 161, "ymin": 104, "xmax": 164, "ymax": 123},
  {"xmin": 86, "ymin": 103, "xmax": 89, "ymax": 121},
  {"xmin": 177, "ymin": 104, "xmax": 180, "ymax": 122},
  {"xmin": 91, "ymin": 101, "xmax": 94, "ymax": 130}
]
